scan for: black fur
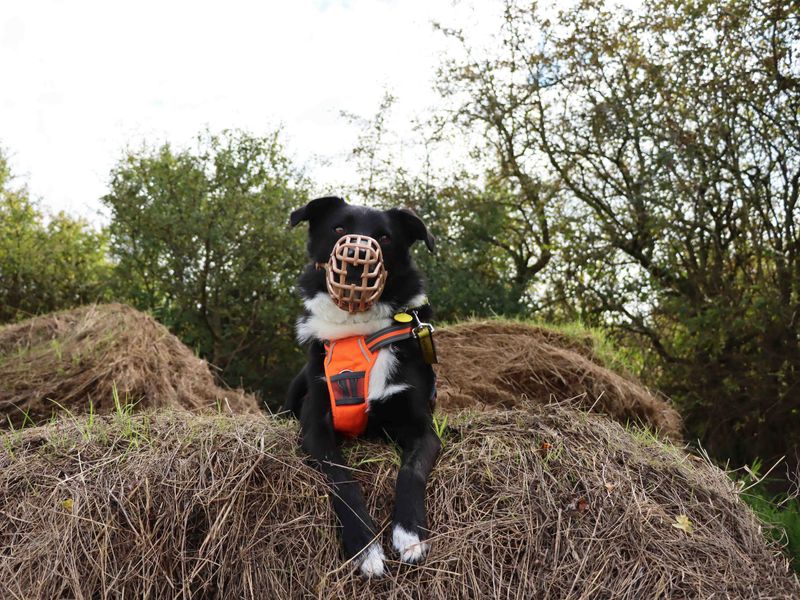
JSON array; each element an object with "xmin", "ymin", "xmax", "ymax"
[{"xmin": 283, "ymin": 196, "xmax": 440, "ymax": 575}]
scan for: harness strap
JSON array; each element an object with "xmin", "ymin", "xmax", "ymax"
[
  {"xmin": 323, "ymin": 325, "xmax": 415, "ymax": 437},
  {"xmin": 322, "ymin": 307, "xmax": 439, "ymax": 436},
  {"xmin": 365, "ymin": 324, "xmax": 414, "ymax": 351}
]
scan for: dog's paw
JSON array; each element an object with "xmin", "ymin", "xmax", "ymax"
[
  {"xmin": 358, "ymin": 543, "xmax": 386, "ymax": 578},
  {"xmin": 392, "ymin": 524, "xmax": 430, "ymax": 564}
]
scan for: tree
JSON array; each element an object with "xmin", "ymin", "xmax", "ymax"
[
  {"xmin": 0, "ymin": 149, "xmax": 111, "ymax": 323},
  {"xmin": 343, "ymin": 94, "xmax": 561, "ymax": 320},
  {"xmin": 396, "ymin": 174, "xmax": 562, "ymax": 320},
  {"xmin": 438, "ymin": 0, "xmax": 800, "ymax": 474},
  {"xmin": 102, "ymin": 130, "xmax": 308, "ymax": 403}
]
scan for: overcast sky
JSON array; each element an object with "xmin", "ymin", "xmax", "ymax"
[{"xmin": 1, "ymin": 0, "xmax": 491, "ymax": 223}]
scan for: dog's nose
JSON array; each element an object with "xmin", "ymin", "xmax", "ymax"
[
  {"xmin": 347, "ymin": 248, "xmax": 356, "ymax": 259},
  {"xmin": 346, "ymin": 262, "xmax": 363, "ymax": 280}
]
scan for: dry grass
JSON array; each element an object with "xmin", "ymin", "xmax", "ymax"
[
  {"xmin": 1, "ymin": 305, "xmax": 791, "ymax": 597},
  {"xmin": 1, "ymin": 406, "xmax": 797, "ymax": 599},
  {"xmin": 1, "ymin": 306, "xmax": 679, "ymax": 445},
  {"xmin": 435, "ymin": 320, "xmax": 683, "ymax": 441},
  {"xmin": 0, "ymin": 303, "xmax": 261, "ymax": 427}
]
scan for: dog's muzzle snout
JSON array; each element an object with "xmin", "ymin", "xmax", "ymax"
[{"xmin": 318, "ymin": 234, "xmax": 388, "ymax": 313}]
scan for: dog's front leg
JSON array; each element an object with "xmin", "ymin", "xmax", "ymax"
[
  {"xmin": 392, "ymin": 425, "xmax": 441, "ymax": 564},
  {"xmin": 300, "ymin": 369, "xmax": 385, "ymax": 577}
]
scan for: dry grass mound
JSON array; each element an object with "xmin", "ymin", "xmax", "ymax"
[
  {"xmin": 0, "ymin": 303, "xmax": 260, "ymax": 426},
  {"xmin": 435, "ymin": 320, "xmax": 683, "ymax": 440},
  {"xmin": 1, "ymin": 407, "xmax": 797, "ymax": 599}
]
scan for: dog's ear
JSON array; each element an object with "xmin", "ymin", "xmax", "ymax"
[
  {"xmin": 290, "ymin": 196, "xmax": 346, "ymax": 227},
  {"xmin": 387, "ymin": 207, "xmax": 435, "ymax": 253}
]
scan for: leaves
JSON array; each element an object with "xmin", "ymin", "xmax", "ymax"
[
  {"xmin": 672, "ymin": 514, "xmax": 694, "ymax": 534},
  {"xmin": 436, "ymin": 0, "xmax": 800, "ymax": 480},
  {"xmin": 566, "ymin": 496, "xmax": 590, "ymax": 515},
  {"xmin": 0, "ymin": 150, "xmax": 111, "ymax": 324},
  {"xmin": 102, "ymin": 130, "xmax": 309, "ymax": 403}
]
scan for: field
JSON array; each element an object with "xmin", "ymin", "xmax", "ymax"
[{"xmin": 1, "ymin": 305, "xmax": 798, "ymax": 598}]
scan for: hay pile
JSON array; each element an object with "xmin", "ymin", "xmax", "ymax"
[
  {"xmin": 0, "ymin": 303, "xmax": 260, "ymax": 426},
  {"xmin": 1, "ymin": 408, "xmax": 797, "ymax": 599},
  {"xmin": 435, "ymin": 321, "xmax": 682, "ymax": 440}
]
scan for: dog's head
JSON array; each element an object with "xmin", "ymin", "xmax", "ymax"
[{"xmin": 290, "ymin": 196, "xmax": 434, "ymax": 313}]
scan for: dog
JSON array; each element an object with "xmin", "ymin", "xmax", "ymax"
[{"xmin": 282, "ymin": 196, "xmax": 441, "ymax": 577}]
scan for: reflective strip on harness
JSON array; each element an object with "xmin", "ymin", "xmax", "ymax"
[
  {"xmin": 323, "ymin": 326, "xmax": 413, "ymax": 437},
  {"xmin": 365, "ymin": 324, "xmax": 415, "ymax": 351}
]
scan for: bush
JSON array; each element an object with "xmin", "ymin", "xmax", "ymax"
[
  {"xmin": 0, "ymin": 151, "xmax": 111, "ymax": 323},
  {"xmin": 102, "ymin": 130, "xmax": 308, "ymax": 403}
]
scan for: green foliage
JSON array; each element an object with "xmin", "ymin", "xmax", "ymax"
[
  {"xmin": 343, "ymin": 95, "xmax": 555, "ymax": 321},
  {"xmin": 0, "ymin": 150, "xmax": 111, "ymax": 323},
  {"xmin": 102, "ymin": 130, "xmax": 308, "ymax": 404},
  {"xmin": 745, "ymin": 494, "xmax": 800, "ymax": 574},
  {"xmin": 736, "ymin": 461, "xmax": 800, "ymax": 573},
  {"xmin": 400, "ymin": 177, "xmax": 547, "ymax": 321},
  {"xmin": 437, "ymin": 0, "xmax": 800, "ymax": 479}
]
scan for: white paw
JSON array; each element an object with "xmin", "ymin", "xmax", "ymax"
[
  {"xmin": 392, "ymin": 524, "xmax": 430, "ymax": 564},
  {"xmin": 358, "ymin": 543, "xmax": 386, "ymax": 578}
]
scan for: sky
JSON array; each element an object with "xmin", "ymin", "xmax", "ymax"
[{"xmin": 1, "ymin": 0, "xmax": 490, "ymax": 223}]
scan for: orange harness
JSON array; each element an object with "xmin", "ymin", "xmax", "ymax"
[{"xmin": 323, "ymin": 325, "xmax": 414, "ymax": 437}]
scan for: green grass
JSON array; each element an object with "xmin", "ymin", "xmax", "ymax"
[
  {"xmin": 736, "ymin": 460, "xmax": 800, "ymax": 574},
  {"xmin": 432, "ymin": 414, "xmax": 448, "ymax": 445},
  {"xmin": 110, "ymin": 383, "xmax": 149, "ymax": 449},
  {"xmin": 743, "ymin": 491, "xmax": 800, "ymax": 574}
]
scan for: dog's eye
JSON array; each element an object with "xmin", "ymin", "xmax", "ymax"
[
  {"xmin": 379, "ymin": 234, "xmax": 391, "ymax": 244},
  {"xmin": 333, "ymin": 226, "xmax": 345, "ymax": 235}
]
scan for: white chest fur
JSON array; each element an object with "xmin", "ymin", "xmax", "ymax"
[
  {"xmin": 366, "ymin": 345, "xmax": 408, "ymax": 403},
  {"xmin": 296, "ymin": 292, "xmax": 395, "ymax": 343}
]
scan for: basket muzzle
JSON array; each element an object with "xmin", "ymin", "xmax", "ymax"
[{"xmin": 319, "ymin": 234, "xmax": 388, "ymax": 313}]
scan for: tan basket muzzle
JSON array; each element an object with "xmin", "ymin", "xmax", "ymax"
[{"xmin": 320, "ymin": 234, "xmax": 388, "ymax": 313}]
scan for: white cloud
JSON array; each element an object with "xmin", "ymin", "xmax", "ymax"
[{"xmin": 1, "ymin": 0, "xmax": 499, "ymax": 222}]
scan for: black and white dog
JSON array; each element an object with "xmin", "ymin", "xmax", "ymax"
[{"xmin": 283, "ymin": 196, "xmax": 441, "ymax": 577}]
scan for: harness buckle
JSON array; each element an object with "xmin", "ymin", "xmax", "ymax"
[
  {"xmin": 410, "ymin": 310, "xmax": 435, "ymax": 336},
  {"xmin": 410, "ymin": 310, "xmax": 438, "ymax": 364}
]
